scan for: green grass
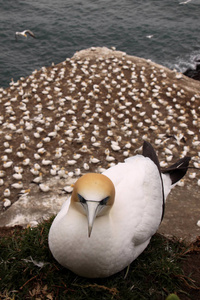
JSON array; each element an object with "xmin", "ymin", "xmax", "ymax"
[{"xmin": 0, "ymin": 218, "xmax": 195, "ymax": 299}]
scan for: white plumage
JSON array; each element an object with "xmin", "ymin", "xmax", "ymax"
[
  {"xmin": 48, "ymin": 141, "xmax": 190, "ymax": 278},
  {"xmin": 15, "ymin": 30, "xmax": 36, "ymax": 40}
]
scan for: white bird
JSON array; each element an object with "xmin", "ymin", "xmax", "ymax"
[
  {"xmin": 63, "ymin": 185, "xmax": 74, "ymax": 193},
  {"xmin": 73, "ymin": 153, "xmax": 81, "ymax": 160},
  {"xmin": 74, "ymin": 168, "xmax": 81, "ymax": 176},
  {"xmin": 1, "ymin": 155, "xmax": 8, "ymax": 162},
  {"xmin": 3, "ymin": 198, "xmax": 11, "ymax": 208},
  {"xmin": 39, "ymin": 183, "xmax": 50, "ymax": 192},
  {"xmin": 11, "ymin": 181, "xmax": 23, "ymax": 189},
  {"xmin": 146, "ymin": 35, "xmax": 154, "ymax": 39},
  {"xmin": 67, "ymin": 160, "xmax": 77, "ymax": 166},
  {"xmin": 3, "ymin": 161, "xmax": 13, "ymax": 168},
  {"xmin": 48, "ymin": 142, "xmax": 190, "ymax": 278},
  {"xmin": 4, "ymin": 188, "xmax": 11, "ymax": 197},
  {"xmin": 83, "ymin": 163, "xmax": 90, "ymax": 170},
  {"xmin": 23, "ymin": 158, "xmax": 30, "ymax": 166},
  {"xmin": 111, "ymin": 142, "xmax": 121, "ymax": 152},
  {"xmin": 50, "ymin": 166, "xmax": 58, "ymax": 176},
  {"xmin": 89, "ymin": 156, "xmax": 100, "ymax": 164},
  {"xmin": 32, "ymin": 173, "xmax": 43, "ymax": 184},
  {"xmin": 15, "ymin": 30, "xmax": 36, "ymax": 40},
  {"xmin": 179, "ymin": 0, "xmax": 192, "ymax": 4},
  {"xmin": 14, "ymin": 166, "xmax": 23, "ymax": 173},
  {"xmin": 105, "ymin": 155, "xmax": 115, "ymax": 162},
  {"xmin": 13, "ymin": 173, "xmax": 23, "ymax": 180},
  {"xmin": 42, "ymin": 159, "xmax": 52, "ymax": 166}
]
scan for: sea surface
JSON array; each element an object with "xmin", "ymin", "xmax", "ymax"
[{"xmin": 0, "ymin": 0, "xmax": 200, "ymax": 88}]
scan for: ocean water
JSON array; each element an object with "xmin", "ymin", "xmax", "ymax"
[{"xmin": 0, "ymin": 0, "xmax": 200, "ymax": 88}]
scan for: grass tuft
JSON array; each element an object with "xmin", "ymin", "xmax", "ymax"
[{"xmin": 0, "ymin": 218, "xmax": 198, "ymax": 299}]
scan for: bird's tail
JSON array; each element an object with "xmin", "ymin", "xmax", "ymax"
[
  {"xmin": 142, "ymin": 141, "xmax": 190, "ymax": 222},
  {"xmin": 161, "ymin": 157, "xmax": 191, "ymax": 185}
]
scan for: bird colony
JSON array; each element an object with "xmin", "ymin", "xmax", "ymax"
[{"xmin": 0, "ymin": 47, "xmax": 199, "ymax": 210}]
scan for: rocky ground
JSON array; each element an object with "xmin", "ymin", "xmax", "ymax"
[{"xmin": 0, "ymin": 47, "xmax": 199, "ymax": 243}]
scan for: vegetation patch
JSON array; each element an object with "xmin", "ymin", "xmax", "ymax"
[{"xmin": 0, "ymin": 218, "xmax": 199, "ymax": 299}]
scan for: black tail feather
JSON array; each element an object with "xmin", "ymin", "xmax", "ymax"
[{"xmin": 161, "ymin": 157, "xmax": 191, "ymax": 185}]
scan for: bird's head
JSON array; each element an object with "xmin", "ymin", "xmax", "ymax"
[{"xmin": 71, "ymin": 173, "xmax": 115, "ymax": 237}]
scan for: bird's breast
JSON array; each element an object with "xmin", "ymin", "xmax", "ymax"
[{"xmin": 49, "ymin": 209, "xmax": 134, "ymax": 277}]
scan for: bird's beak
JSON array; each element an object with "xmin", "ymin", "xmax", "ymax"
[
  {"xmin": 24, "ymin": 34, "xmax": 27, "ymax": 37},
  {"xmin": 86, "ymin": 201, "xmax": 99, "ymax": 238}
]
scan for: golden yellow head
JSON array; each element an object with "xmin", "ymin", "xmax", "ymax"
[
  {"xmin": 71, "ymin": 173, "xmax": 115, "ymax": 205},
  {"xmin": 71, "ymin": 173, "xmax": 115, "ymax": 237}
]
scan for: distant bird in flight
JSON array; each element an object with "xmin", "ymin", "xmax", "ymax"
[
  {"xmin": 15, "ymin": 30, "xmax": 36, "ymax": 40},
  {"xmin": 146, "ymin": 35, "xmax": 154, "ymax": 39},
  {"xmin": 179, "ymin": 0, "xmax": 192, "ymax": 4}
]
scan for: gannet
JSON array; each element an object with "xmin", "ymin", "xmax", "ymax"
[
  {"xmin": 15, "ymin": 30, "xmax": 36, "ymax": 40},
  {"xmin": 48, "ymin": 141, "xmax": 190, "ymax": 278},
  {"xmin": 146, "ymin": 35, "xmax": 154, "ymax": 39},
  {"xmin": 179, "ymin": 0, "xmax": 192, "ymax": 4}
]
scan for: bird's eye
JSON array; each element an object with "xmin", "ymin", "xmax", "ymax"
[
  {"xmin": 100, "ymin": 196, "xmax": 109, "ymax": 206},
  {"xmin": 78, "ymin": 194, "xmax": 86, "ymax": 204}
]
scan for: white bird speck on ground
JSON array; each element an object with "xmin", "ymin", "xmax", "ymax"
[
  {"xmin": 3, "ymin": 198, "xmax": 11, "ymax": 208},
  {"xmin": 39, "ymin": 183, "xmax": 50, "ymax": 192}
]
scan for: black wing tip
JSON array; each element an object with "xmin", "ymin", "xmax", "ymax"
[
  {"xmin": 142, "ymin": 141, "xmax": 161, "ymax": 171},
  {"xmin": 142, "ymin": 141, "xmax": 165, "ymax": 222},
  {"xmin": 142, "ymin": 140, "xmax": 153, "ymax": 152},
  {"xmin": 26, "ymin": 30, "xmax": 36, "ymax": 38},
  {"xmin": 142, "ymin": 141, "xmax": 155, "ymax": 159}
]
